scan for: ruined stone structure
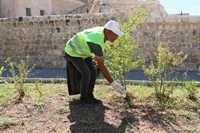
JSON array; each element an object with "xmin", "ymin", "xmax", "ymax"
[
  {"xmin": 68, "ymin": 0, "xmax": 168, "ymax": 16},
  {"xmin": 0, "ymin": 13, "xmax": 199, "ymax": 70},
  {"xmin": 99, "ymin": 0, "xmax": 167, "ymax": 16}
]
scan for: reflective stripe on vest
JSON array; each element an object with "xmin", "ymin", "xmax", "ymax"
[{"xmin": 68, "ymin": 35, "xmax": 88, "ymax": 56}]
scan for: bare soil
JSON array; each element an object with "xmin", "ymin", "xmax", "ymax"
[{"xmin": 0, "ymin": 87, "xmax": 199, "ymax": 133}]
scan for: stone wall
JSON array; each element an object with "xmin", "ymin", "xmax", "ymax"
[
  {"xmin": 136, "ymin": 16, "xmax": 200, "ymax": 70},
  {"xmin": 0, "ymin": 12, "xmax": 126, "ymax": 68},
  {"xmin": 0, "ymin": 12, "xmax": 199, "ymax": 70}
]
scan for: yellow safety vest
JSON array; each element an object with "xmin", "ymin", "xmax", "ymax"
[{"xmin": 65, "ymin": 27, "xmax": 105, "ymax": 58}]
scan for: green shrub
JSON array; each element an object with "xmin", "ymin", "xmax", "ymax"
[
  {"xmin": 105, "ymin": 9, "xmax": 149, "ymax": 89},
  {"xmin": 5, "ymin": 57, "xmax": 34, "ymax": 103},
  {"xmin": 143, "ymin": 43, "xmax": 187, "ymax": 102}
]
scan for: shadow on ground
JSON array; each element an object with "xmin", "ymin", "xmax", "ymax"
[{"xmin": 67, "ymin": 99, "xmax": 139, "ymax": 133}]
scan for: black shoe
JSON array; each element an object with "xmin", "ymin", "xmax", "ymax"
[
  {"xmin": 80, "ymin": 98, "xmax": 95, "ymax": 107},
  {"xmin": 89, "ymin": 95, "xmax": 102, "ymax": 104}
]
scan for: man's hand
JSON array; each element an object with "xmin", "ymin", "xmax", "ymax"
[{"xmin": 111, "ymin": 81, "xmax": 124, "ymax": 95}]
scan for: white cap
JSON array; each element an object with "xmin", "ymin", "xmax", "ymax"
[{"xmin": 104, "ymin": 20, "xmax": 124, "ymax": 36}]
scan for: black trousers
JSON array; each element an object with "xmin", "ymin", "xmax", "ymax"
[{"xmin": 65, "ymin": 53, "xmax": 97, "ymax": 99}]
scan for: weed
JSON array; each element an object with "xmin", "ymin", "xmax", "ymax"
[
  {"xmin": 80, "ymin": 115, "xmax": 96, "ymax": 126},
  {"xmin": 189, "ymin": 130, "xmax": 198, "ymax": 133},
  {"xmin": 57, "ymin": 106, "xmax": 70, "ymax": 114},
  {"xmin": 184, "ymin": 81, "xmax": 198, "ymax": 101},
  {"xmin": 0, "ymin": 86, "xmax": 16, "ymax": 105},
  {"xmin": 181, "ymin": 112, "xmax": 192, "ymax": 121},
  {"xmin": 162, "ymin": 115, "xmax": 175, "ymax": 125},
  {"xmin": 0, "ymin": 67, "xmax": 5, "ymax": 83},
  {"xmin": 0, "ymin": 66, "xmax": 4, "ymax": 77},
  {"xmin": 0, "ymin": 118, "xmax": 19, "ymax": 130},
  {"xmin": 5, "ymin": 57, "xmax": 34, "ymax": 103},
  {"xmin": 25, "ymin": 84, "xmax": 60, "ymax": 103},
  {"xmin": 34, "ymin": 101, "xmax": 45, "ymax": 111},
  {"xmin": 161, "ymin": 99, "xmax": 175, "ymax": 109},
  {"xmin": 34, "ymin": 80, "xmax": 43, "ymax": 98}
]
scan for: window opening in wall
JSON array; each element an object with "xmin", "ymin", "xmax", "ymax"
[
  {"xmin": 26, "ymin": 8, "xmax": 31, "ymax": 16},
  {"xmin": 40, "ymin": 10, "xmax": 44, "ymax": 16}
]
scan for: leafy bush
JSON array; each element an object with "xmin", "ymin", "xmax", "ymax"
[
  {"xmin": 143, "ymin": 43, "xmax": 187, "ymax": 102},
  {"xmin": 105, "ymin": 9, "xmax": 149, "ymax": 88}
]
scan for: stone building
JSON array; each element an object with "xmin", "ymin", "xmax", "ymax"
[
  {"xmin": 0, "ymin": 0, "xmax": 52, "ymax": 18},
  {"xmin": 0, "ymin": 0, "xmax": 86, "ymax": 18}
]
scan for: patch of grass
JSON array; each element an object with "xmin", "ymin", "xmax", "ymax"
[
  {"xmin": 171, "ymin": 87, "xmax": 200, "ymax": 109},
  {"xmin": 0, "ymin": 85, "xmax": 16, "ymax": 105},
  {"xmin": 94, "ymin": 85, "xmax": 113, "ymax": 100},
  {"xmin": 34, "ymin": 101, "xmax": 45, "ymax": 111},
  {"xmin": 127, "ymin": 85, "xmax": 154, "ymax": 101},
  {"xmin": 161, "ymin": 99, "xmax": 175, "ymax": 109},
  {"xmin": 162, "ymin": 114, "xmax": 175, "ymax": 125},
  {"xmin": 80, "ymin": 115, "xmax": 96, "ymax": 126},
  {"xmin": 57, "ymin": 106, "xmax": 70, "ymax": 114},
  {"xmin": 0, "ymin": 83, "xmax": 65, "ymax": 105},
  {"xmin": 0, "ymin": 83, "xmax": 199, "ymax": 110},
  {"xmin": 0, "ymin": 118, "xmax": 19, "ymax": 130},
  {"xmin": 25, "ymin": 83, "xmax": 65, "ymax": 103},
  {"xmin": 190, "ymin": 130, "xmax": 199, "ymax": 133},
  {"xmin": 180, "ymin": 110, "xmax": 193, "ymax": 121},
  {"xmin": 94, "ymin": 84, "xmax": 200, "ymax": 110}
]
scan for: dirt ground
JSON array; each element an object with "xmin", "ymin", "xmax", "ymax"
[{"xmin": 0, "ymin": 87, "xmax": 199, "ymax": 133}]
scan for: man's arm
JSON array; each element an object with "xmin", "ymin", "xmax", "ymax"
[
  {"xmin": 95, "ymin": 55, "xmax": 125, "ymax": 96},
  {"xmin": 95, "ymin": 56, "xmax": 113, "ymax": 83},
  {"xmin": 87, "ymin": 42, "xmax": 113, "ymax": 82}
]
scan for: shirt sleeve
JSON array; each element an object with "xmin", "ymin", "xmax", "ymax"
[{"xmin": 87, "ymin": 42, "xmax": 103, "ymax": 56}]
